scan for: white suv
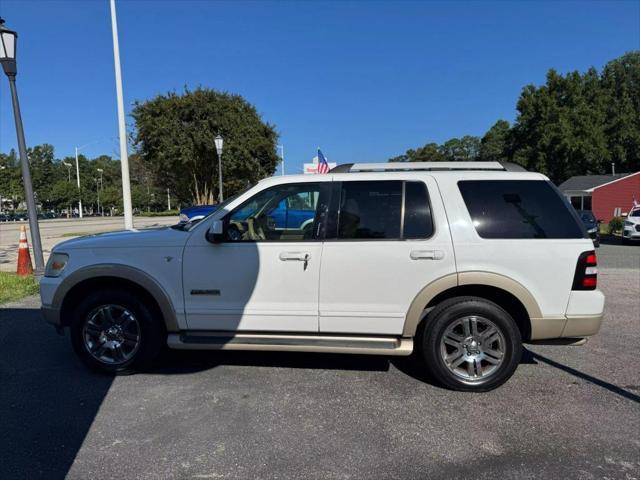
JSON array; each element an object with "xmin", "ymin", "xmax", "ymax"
[
  {"xmin": 40, "ymin": 162, "xmax": 605, "ymax": 391},
  {"xmin": 623, "ymin": 208, "xmax": 640, "ymax": 243}
]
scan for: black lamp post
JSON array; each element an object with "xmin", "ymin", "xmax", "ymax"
[
  {"xmin": 0, "ymin": 17, "xmax": 44, "ymax": 275},
  {"xmin": 214, "ymin": 135, "xmax": 224, "ymax": 202}
]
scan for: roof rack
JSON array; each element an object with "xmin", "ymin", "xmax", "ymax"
[{"xmin": 329, "ymin": 161, "xmax": 527, "ymax": 173}]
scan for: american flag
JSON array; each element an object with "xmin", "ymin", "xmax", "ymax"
[{"xmin": 317, "ymin": 148, "xmax": 330, "ymax": 174}]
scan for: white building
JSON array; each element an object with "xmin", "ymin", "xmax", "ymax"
[{"xmin": 303, "ymin": 155, "xmax": 337, "ymax": 174}]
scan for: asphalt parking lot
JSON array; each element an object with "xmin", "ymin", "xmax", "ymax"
[{"xmin": 1, "ymin": 247, "xmax": 639, "ymax": 479}]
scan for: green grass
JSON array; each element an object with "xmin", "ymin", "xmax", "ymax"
[
  {"xmin": 136, "ymin": 210, "xmax": 179, "ymax": 217},
  {"xmin": 0, "ymin": 272, "xmax": 39, "ymax": 304}
]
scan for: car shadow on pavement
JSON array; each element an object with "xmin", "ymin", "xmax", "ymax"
[
  {"xmin": 0, "ymin": 307, "xmax": 114, "ymax": 480},
  {"xmin": 599, "ymin": 234, "xmax": 623, "ymax": 246},
  {"xmin": 150, "ymin": 348, "xmax": 392, "ymax": 375},
  {"xmin": 523, "ymin": 348, "xmax": 640, "ymax": 404}
]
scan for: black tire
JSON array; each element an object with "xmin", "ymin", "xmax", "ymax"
[
  {"xmin": 420, "ymin": 296, "xmax": 522, "ymax": 392},
  {"xmin": 70, "ymin": 288, "xmax": 165, "ymax": 374}
]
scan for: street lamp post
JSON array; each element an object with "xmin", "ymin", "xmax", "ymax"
[
  {"xmin": 214, "ymin": 135, "xmax": 224, "ymax": 202},
  {"xmin": 61, "ymin": 161, "xmax": 72, "ymax": 218},
  {"xmin": 0, "ymin": 165, "xmax": 5, "ymax": 214},
  {"xmin": 62, "ymin": 161, "xmax": 72, "ymax": 182},
  {"xmin": 110, "ymin": 0, "xmax": 134, "ymax": 230},
  {"xmin": 74, "ymin": 146, "xmax": 85, "ymax": 218},
  {"xmin": 97, "ymin": 168, "xmax": 104, "ymax": 216},
  {"xmin": 278, "ymin": 144, "xmax": 285, "ymax": 176},
  {"xmin": 0, "ymin": 18, "xmax": 45, "ymax": 275}
]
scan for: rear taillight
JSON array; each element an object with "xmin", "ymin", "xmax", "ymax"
[{"xmin": 572, "ymin": 250, "xmax": 598, "ymax": 290}]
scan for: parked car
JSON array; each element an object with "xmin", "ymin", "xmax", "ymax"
[
  {"xmin": 577, "ymin": 209, "xmax": 601, "ymax": 247},
  {"xmin": 179, "ymin": 204, "xmax": 218, "ymax": 223},
  {"xmin": 13, "ymin": 212, "xmax": 27, "ymax": 221},
  {"xmin": 0, "ymin": 213, "xmax": 12, "ymax": 222},
  {"xmin": 622, "ymin": 207, "xmax": 640, "ymax": 244},
  {"xmin": 41, "ymin": 161, "xmax": 604, "ymax": 392}
]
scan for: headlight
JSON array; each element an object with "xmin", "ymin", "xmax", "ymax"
[
  {"xmin": 179, "ymin": 213, "xmax": 189, "ymax": 222},
  {"xmin": 587, "ymin": 227, "xmax": 598, "ymax": 233},
  {"xmin": 624, "ymin": 221, "xmax": 634, "ymax": 227},
  {"xmin": 45, "ymin": 253, "xmax": 69, "ymax": 277}
]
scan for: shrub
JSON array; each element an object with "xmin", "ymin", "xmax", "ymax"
[{"xmin": 608, "ymin": 216, "xmax": 623, "ymax": 234}]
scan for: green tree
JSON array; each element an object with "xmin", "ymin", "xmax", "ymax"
[
  {"xmin": 389, "ymin": 136, "xmax": 480, "ymax": 163},
  {"xmin": 438, "ymin": 136, "xmax": 481, "ymax": 161},
  {"xmin": 510, "ymin": 68, "xmax": 611, "ymax": 183},
  {"xmin": 479, "ymin": 120, "xmax": 510, "ymax": 162},
  {"xmin": 389, "ymin": 143, "xmax": 445, "ymax": 162},
  {"xmin": 600, "ymin": 52, "xmax": 640, "ymax": 174},
  {"xmin": 131, "ymin": 87, "xmax": 280, "ymax": 205}
]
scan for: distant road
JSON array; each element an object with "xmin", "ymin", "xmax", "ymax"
[{"xmin": 0, "ymin": 216, "xmax": 177, "ymax": 272}]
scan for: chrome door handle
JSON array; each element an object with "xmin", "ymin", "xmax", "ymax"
[
  {"xmin": 410, "ymin": 250, "xmax": 444, "ymax": 260},
  {"xmin": 279, "ymin": 252, "xmax": 311, "ymax": 262}
]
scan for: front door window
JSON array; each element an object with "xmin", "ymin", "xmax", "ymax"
[{"xmin": 225, "ymin": 183, "xmax": 326, "ymax": 241}]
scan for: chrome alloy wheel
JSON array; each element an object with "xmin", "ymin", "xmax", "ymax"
[
  {"xmin": 439, "ymin": 315, "xmax": 506, "ymax": 382},
  {"xmin": 82, "ymin": 304, "xmax": 141, "ymax": 365}
]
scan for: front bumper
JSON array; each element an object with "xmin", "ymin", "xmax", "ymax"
[
  {"xmin": 622, "ymin": 227, "xmax": 640, "ymax": 240},
  {"xmin": 42, "ymin": 305, "xmax": 62, "ymax": 327}
]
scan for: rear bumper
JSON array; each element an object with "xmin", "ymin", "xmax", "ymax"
[
  {"xmin": 562, "ymin": 314, "xmax": 603, "ymax": 337},
  {"xmin": 530, "ymin": 289, "xmax": 604, "ymax": 340}
]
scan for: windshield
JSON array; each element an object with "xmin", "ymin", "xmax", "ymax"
[{"xmin": 630, "ymin": 209, "xmax": 640, "ymax": 217}]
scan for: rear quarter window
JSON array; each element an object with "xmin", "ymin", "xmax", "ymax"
[{"xmin": 458, "ymin": 180, "xmax": 585, "ymax": 239}]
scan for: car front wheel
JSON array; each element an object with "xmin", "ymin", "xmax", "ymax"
[
  {"xmin": 421, "ymin": 296, "xmax": 522, "ymax": 392},
  {"xmin": 70, "ymin": 289, "xmax": 164, "ymax": 374}
]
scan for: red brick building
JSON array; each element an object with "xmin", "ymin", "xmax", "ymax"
[{"xmin": 559, "ymin": 172, "xmax": 640, "ymax": 222}]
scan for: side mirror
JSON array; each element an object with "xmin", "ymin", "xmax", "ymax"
[
  {"xmin": 206, "ymin": 220, "xmax": 224, "ymax": 243},
  {"xmin": 597, "ymin": 219, "xmax": 603, "ymax": 224}
]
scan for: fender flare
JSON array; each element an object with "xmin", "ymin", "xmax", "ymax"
[
  {"xmin": 53, "ymin": 264, "xmax": 179, "ymax": 332},
  {"xmin": 402, "ymin": 271, "xmax": 542, "ymax": 337}
]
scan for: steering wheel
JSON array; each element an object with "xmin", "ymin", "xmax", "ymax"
[{"xmin": 226, "ymin": 224, "xmax": 242, "ymax": 241}]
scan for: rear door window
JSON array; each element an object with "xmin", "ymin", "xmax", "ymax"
[
  {"xmin": 458, "ymin": 180, "xmax": 585, "ymax": 239},
  {"xmin": 333, "ymin": 180, "xmax": 433, "ymax": 240},
  {"xmin": 338, "ymin": 181, "xmax": 402, "ymax": 239}
]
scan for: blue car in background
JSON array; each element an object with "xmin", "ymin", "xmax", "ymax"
[{"xmin": 179, "ymin": 205, "xmax": 218, "ymax": 223}]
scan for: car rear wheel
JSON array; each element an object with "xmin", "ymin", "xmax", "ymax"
[
  {"xmin": 70, "ymin": 289, "xmax": 164, "ymax": 374},
  {"xmin": 420, "ymin": 296, "xmax": 522, "ymax": 392}
]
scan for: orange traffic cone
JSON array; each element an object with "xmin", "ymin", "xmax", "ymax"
[{"xmin": 17, "ymin": 225, "xmax": 33, "ymax": 276}]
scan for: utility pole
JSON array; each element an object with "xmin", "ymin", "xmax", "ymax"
[
  {"xmin": 110, "ymin": 0, "xmax": 134, "ymax": 229},
  {"xmin": 167, "ymin": 188, "xmax": 171, "ymax": 211}
]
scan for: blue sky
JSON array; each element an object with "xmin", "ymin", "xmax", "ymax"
[{"xmin": 0, "ymin": 0, "xmax": 638, "ymax": 174}]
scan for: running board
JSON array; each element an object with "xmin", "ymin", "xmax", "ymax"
[{"xmin": 167, "ymin": 332, "xmax": 414, "ymax": 356}]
